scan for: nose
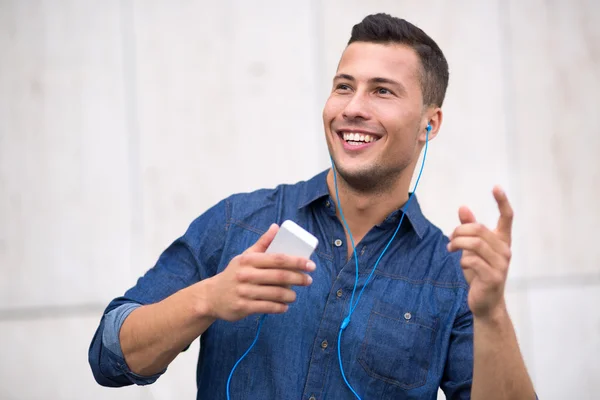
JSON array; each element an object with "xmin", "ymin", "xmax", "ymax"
[{"xmin": 342, "ymin": 91, "xmax": 371, "ymax": 121}]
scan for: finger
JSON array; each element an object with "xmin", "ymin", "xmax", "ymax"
[
  {"xmin": 245, "ymin": 300, "xmax": 289, "ymax": 315},
  {"xmin": 244, "ymin": 223, "xmax": 279, "ymax": 254},
  {"xmin": 240, "ymin": 252, "xmax": 316, "ymax": 272},
  {"xmin": 458, "ymin": 206, "xmax": 477, "ymax": 225},
  {"xmin": 493, "ymin": 186, "xmax": 513, "ymax": 245},
  {"xmin": 448, "ymin": 236, "xmax": 505, "ymax": 268},
  {"xmin": 237, "ymin": 284, "xmax": 297, "ymax": 304},
  {"xmin": 462, "ymin": 268, "xmax": 476, "ymax": 285},
  {"xmin": 460, "ymin": 254, "xmax": 501, "ymax": 284},
  {"xmin": 236, "ymin": 268, "xmax": 313, "ymax": 287},
  {"xmin": 450, "ymin": 223, "xmax": 512, "ymax": 257},
  {"xmin": 461, "ymin": 252, "xmax": 477, "ymax": 284}
]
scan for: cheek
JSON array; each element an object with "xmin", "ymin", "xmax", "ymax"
[
  {"xmin": 379, "ymin": 106, "xmax": 420, "ymax": 136},
  {"xmin": 323, "ymin": 96, "xmax": 346, "ymax": 124}
]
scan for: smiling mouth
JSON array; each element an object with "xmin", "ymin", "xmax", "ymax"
[{"xmin": 338, "ymin": 132, "xmax": 380, "ymax": 146}]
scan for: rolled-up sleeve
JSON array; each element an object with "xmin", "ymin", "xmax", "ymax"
[{"xmin": 88, "ymin": 302, "xmax": 164, "ymax": 386}]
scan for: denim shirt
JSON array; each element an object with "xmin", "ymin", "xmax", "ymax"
[{"xmin": 88, "ymin": 169, "xmax": 473, "ymax": 399}]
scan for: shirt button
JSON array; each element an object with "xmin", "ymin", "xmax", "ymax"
[
  {"xmin": 404, "ymin": 312, "xmax": 412, "ymax": 320},
  {"xmin": 309, "ymin": 397, "xmax": 316, "ymax": 400},
  {"xmin": 321, "ymin": 340, "xmax": 328, "ymax": 349},
  {"xmin": 325, "ymin": 200, "xmax": 330, "ymax": 207},
  {"xmin": 334, "ymin": 239, "xmax": 343, "ymax": 247},
  {"xmin": 336, "ymin": 289, "xmax": 343, "ymax": 298}
]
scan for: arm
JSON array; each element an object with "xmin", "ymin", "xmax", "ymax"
[
  {"xmin": 448, "ymin": 187, "xmax": 536, "ymax": 400},
  {"xmin": 119, "ymin": 223, "xmax": 315, "ymax": 376},
  {"xmin": 471, "ymin": 305, "xmax": 535, "ymax": 400},
  {"xmin": 88, "ymin": 201, "xmax": 226, "ymax": 386},
  {"xmin": 117, "ymin": 281, "xmax": 216, "ymax": 376},
  {"xmin": 89, "ymin": 217, "xmax": 314, "ymax": 385},
  {"xmin": 88, "ymin": 223, "xmax": 216, "ymax": 387}
]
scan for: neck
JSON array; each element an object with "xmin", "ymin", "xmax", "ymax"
[{"xmin": 326, "ymin": 168, "xmax": 412, "ymax": 246}]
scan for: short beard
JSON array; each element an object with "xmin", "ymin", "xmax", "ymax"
[{"xmin": 332, "ymin": 162, "xmax": 405, "ymax": 195}]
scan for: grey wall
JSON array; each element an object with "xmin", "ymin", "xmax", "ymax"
[{"xmin": 1, "ymin": 1, "xmax": 599, "ymax": 399}]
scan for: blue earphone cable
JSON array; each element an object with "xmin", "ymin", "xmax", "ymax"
[
  {"xmin": 334, "ymin": 126, "xmax": 430, "ymax": 399},
  {"xmin": 226, "ymin": 314, "xmax": 267, "ymax": 400}
]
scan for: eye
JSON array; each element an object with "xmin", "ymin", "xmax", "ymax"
[
  {"xmin": 376, "ymin": 87, "xmax": 393, "ymax": 96},
  {"xmin": 335, "ymin": 83, "xmax": 352, "ymax": 92}
]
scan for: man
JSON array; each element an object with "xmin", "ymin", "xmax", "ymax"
[{"xmin": 89, "ymin": 13, "xmax": 536, "ymax": 399}]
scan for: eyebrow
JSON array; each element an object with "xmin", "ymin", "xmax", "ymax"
[{"xmin": 333, "ymin": 74, "xmax": 407, "ymax": 94}]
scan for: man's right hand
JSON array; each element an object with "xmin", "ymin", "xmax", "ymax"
[{"xmin": 203, "ymin": 223, "xmax": 316, "ymax": 322}]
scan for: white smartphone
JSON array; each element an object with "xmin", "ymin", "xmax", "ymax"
[{"xmin": 265, "ymin": 220, "xmax": 319, "ymax": 259}]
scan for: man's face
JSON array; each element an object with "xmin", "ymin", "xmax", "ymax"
[{"xmin": 323, "ymin": 42, "xmax": 427, "ymax": 192}]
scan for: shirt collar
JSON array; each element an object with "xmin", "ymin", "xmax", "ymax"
[{"xmin": 298, "ymin": 169, "xmax": 428, "ymax": 239}]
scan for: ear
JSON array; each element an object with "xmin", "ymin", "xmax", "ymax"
[{"xmin": 418, "ymin": 107, "xmax": 443, "ymax": 143}]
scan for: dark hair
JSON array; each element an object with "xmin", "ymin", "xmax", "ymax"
[{"xmin": 348, "ymin": 13, "xmax": 449, "ymax": 107}]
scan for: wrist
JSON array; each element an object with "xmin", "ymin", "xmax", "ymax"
[
  {"xmin": 186, "ymin": 278, "xmax": 218, "ymax": 321},
  {"xmin": 474, "ymin": 301, "xmax": 510, "ymax": 327}
]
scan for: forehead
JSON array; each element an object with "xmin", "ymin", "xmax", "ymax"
[{"xmin": 337, "ymin": 42, "xmax": 421, "ymax": 84}]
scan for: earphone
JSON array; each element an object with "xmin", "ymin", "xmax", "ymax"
[
  {"xmin": 226, "ymin": 122, "xmax": 432, "ymax": 400},
  {"xmin": 335, "ymin": 122, "xmax": 431, "ymax": 399}
]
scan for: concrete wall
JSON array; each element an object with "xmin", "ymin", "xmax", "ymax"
[{"xmin": 1, "ymin": 1, "xmax": 598, "ymax": 399}]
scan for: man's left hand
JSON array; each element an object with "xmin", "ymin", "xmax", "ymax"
[{"xmin": 447, "ymin": 186, "xmax": 514, "ymax": 320}]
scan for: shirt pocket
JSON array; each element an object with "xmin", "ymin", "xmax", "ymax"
[{"xmin": 357, "ymin": 299, "xmax": 439, "ymax": 390}]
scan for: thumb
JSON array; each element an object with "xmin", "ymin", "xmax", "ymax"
[
  {"xmin": 244, "ymin": 223, "xmax": 279, "ymax": 254},
  {"xmin": 458, "ymin": 206, "xmax": 477, "ymax": 225}
]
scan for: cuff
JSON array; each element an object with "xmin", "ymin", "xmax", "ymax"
[{"xmin": 101, "ymin": 303, "xmax": 165, "ymax": 385}]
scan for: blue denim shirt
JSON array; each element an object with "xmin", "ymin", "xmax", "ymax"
[{"xmin": 88, "ymin": 169, "xmax": 473, "ymax": 399}]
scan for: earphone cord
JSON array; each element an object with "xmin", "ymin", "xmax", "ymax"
[
  {"xmin": 226, "ymin": 314, "xmax": 267, "ymax": 400},
  {"xmin": 335, "ymin": 128, "xmax": 430, "ymax": 400}
]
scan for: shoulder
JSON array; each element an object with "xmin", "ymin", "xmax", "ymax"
[
  {"xmin": 182, "ymin": 172, "xmax": 323, "ymax": 240},
  {"xmin": 225, "ymin": 172, "xmax": 324, "ymax": 226}
]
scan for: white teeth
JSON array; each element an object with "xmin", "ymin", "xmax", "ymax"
[{"xmin": 342, "ymin": 132, "xmax": 377, "ymax": 143}]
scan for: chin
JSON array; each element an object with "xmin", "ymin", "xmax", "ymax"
[
  {"xmin": 333, "ymin": 155, "xmax": 407, "ymax": 193},
  {"xmin": 333, "ymin": 163, "xmax": 384, "ymax": 192}
]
